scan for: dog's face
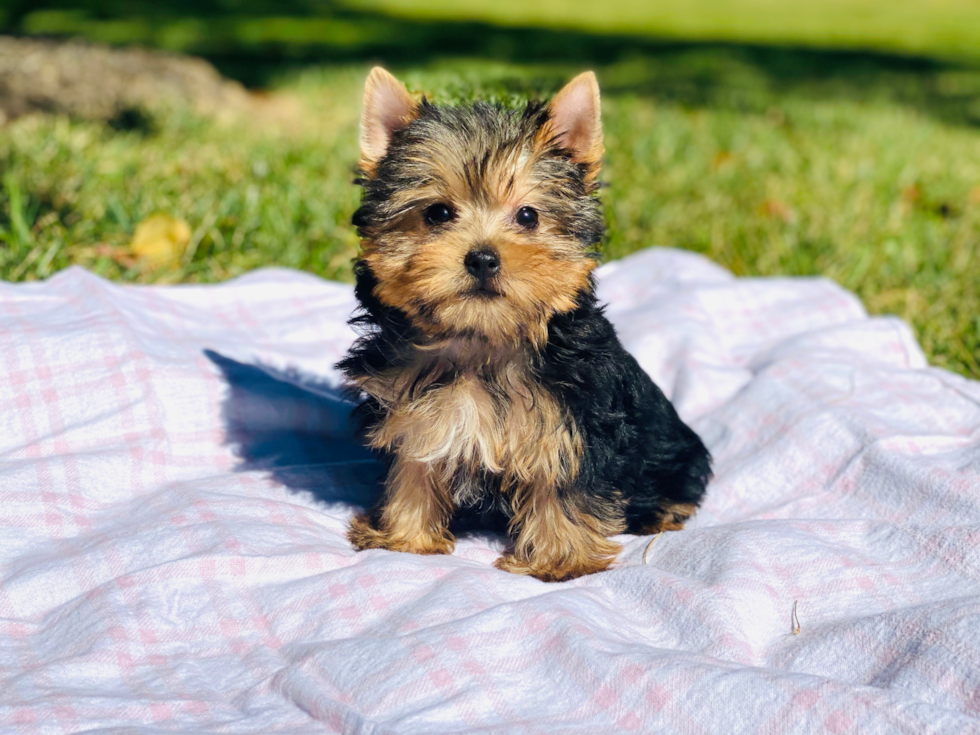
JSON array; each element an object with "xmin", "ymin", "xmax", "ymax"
[{"xmin": 353, "ymin": 68, "xmax": 605, "ymax": 348}]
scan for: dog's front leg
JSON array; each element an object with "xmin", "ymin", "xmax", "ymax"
[
  {"xmin": 348, "ymin": 457, "xmax": 455, "ymax": 555},
  {"xmin": 495, "ymin": 489, "xmax": 622, "ymax": 582}
]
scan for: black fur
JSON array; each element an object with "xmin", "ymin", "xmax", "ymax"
[
  {"xmin": 338, "ymin": 265, "xmax": 712, "ymax": 535},
  {"xmin": 353, "ymin": 100, "xmax": 605, "ymax": 251},
  {"xmin": 538, "ymin": 284, "xmax": 712, "ymax": 533},
  {"xmin": 338, "ymin": 91, "xmax": 711, "ymax": 559}
]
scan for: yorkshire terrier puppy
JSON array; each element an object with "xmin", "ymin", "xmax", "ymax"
[{"xmin": 339, "ymin": 68, "xmax": 711, "ymax": 581}]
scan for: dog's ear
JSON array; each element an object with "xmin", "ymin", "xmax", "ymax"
[
  {"xmin": 360, "ymin": 67, "xmax": 418, "ymax": 172},
  {"xmin": 542, "ymin": 71, "xmax": 603, "ymax": 178}
]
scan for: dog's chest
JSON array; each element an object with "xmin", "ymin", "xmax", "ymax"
[{"xmin": 366, "ymin": 364, "xmax": 581, "ymax": 497}]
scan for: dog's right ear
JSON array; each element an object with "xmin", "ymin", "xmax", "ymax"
[
  {"xmin": 541, "ymin": 71, "xmax": 603, "ymax": 181},
  {"xmin": 360, "ymin": 67, "xmax": 418, "ymax": 173}
]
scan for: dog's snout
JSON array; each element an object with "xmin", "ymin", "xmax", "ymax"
[{"xmin": 464, "ymin": 248, "xmax": 500, "ymax": 283}]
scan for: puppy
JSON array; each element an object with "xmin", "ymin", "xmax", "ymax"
[{"xmin": 338, "ymin": 67, "xmax": 711, "ymax": 581}]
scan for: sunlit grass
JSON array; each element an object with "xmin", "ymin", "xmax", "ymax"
[
  {"xmin": 3, "ymin": 0, "xmax": 980, "ymax": 376},
  {"xmin": 12, "ymin": 0, "xmax": 980, "ymax": 63},
  {"xmin": 2, "ymin": 53, "xmax": 978, "ymax": 376},
  {"xmin": 346, "ymin": 0, "xmax": 980, "ymax": 61}
]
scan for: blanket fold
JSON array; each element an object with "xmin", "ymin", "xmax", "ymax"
[{"xmin": 1, "ymin": 248, "xmax": 978, "ymax": 734}]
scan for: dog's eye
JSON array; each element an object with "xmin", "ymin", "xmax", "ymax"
[
  {"xmin": 424, "ymin": 203, "xmax": 455, "ymax": 226},
  {"xmin": 515, "ymin": 206, "xmax": 538, "ymax": 229}
]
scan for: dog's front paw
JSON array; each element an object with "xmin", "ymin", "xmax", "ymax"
[
  {"xmin": 494, "ymin": 551, "xmax": 615, "ymax": 582},
  {"xmin": 347, "ymin": 513, "xmax": 455, "ymax": 555},
  {"xmin": 346, "ymin": 512, "xmax": 389, "ymax": 550}
]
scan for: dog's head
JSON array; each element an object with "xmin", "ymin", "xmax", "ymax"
[{"xmin": 352, "ymin": 68, "xmax": 605, "ymax": 349}]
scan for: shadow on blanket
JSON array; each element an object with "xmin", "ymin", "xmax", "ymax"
[
  {"xmin": 204, "ymin": 349, "xmax": 385, "ymax": 508},
  {"xmin": 205, "ymin": 349, "xmax": 511, "ymax": 545}
]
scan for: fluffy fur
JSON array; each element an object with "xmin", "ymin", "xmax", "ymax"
[{"xmin": 338, "ymin": 68, "xmax": 711, "ymax": 581}]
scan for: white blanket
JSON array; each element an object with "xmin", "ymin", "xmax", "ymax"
[{"xmin": 1, "ymin": 248, "xmax": 978, "ymax": 734}]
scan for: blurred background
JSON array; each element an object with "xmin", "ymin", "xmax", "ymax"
[{"xmin": 0, "ymin": 0, "xmax": 978, "ymax": 377}]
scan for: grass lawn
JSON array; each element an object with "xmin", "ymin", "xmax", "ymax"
[
  {"xmin": 1, "ymin": 2, "xmax": 979, "ymax": 377},
  {"xmin": 348, "ymin": 0, "xmax": 980, "ymax": 61}
]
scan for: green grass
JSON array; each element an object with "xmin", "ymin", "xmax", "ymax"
[
  {"xmin": 349, "ymin": 0, "xmax": 980, "ymax": 61},
  {"xmin": 1, "ymin": 3, "xmax": 979, "ymax": 377},
  {"xmin": 9, "ymin": 0, "xmax": 980, "ymax": 65}
]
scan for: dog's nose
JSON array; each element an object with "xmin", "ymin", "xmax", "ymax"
[{"xmin": 464, "ymin": 248, "xmax": 500, "ymax": 283}]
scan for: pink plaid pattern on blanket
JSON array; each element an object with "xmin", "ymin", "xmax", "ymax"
[{"xmin": 1, "ymin": 248, "xmax": 978, "ymax": 734}]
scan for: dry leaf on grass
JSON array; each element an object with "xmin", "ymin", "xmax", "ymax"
[
  {"xmin": 759, "ymin": 198, "xmax": 797, "ymax": 223},
  {"xmin": 94, "ymin": 243, "xmax": 138, "ymax": 268},
  {"xmin": 901, "ymin": 185, "xmax": 922, "ymax": 203},
  {"xmin": 130, "ymin": 213, "xmax": 191, "ymax": 269}
]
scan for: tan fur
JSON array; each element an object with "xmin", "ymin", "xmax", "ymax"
[
  {"xmin": 538, "ymin": 71, "xmax": 604, "ymax": 181},
  {"xmin": 349, "ymin": 69, "xmax": 629, "ymax": 581},
  {"xmin": 637, "ymin": 502, "xmax": 698, "ymax": 534},
  {"xmin": 349, "ymin": 347, "xmax": 606, "ymax": 576},
  {"xmin": 359, "ymin": 67, "xmax": 419, "ymax": 173},
  {"xmin": 363, "ymin": 351, "xmax": 580, "ymax": 492},
  {"xmin": 496, "ymin": 500, "xmax": 623, "ymax": 582},
  {"xmin": 361, "ymin": 141, "xmax": 596, "ymax": 348},
  {"xmin": 347, "ymin": 457, "xmax": 455, "ymax": 555}
]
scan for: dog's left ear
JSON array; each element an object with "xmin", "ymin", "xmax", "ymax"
[{"xmin": 543, "ymin": 71, "xmax": 603, "ymax": 178}]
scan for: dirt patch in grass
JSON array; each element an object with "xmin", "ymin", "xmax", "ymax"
[{"xmin": 0, "ymin": 35, "xmax": 250, "ymax": 126}]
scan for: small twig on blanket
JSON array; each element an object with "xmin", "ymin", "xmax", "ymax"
[
  {"xmin": 642, "ymin": 533, "xmax": 663, "ymax": 565},
  {"xmin": 791, "ymin": 600, "xmax": 801, "ymax": 635}
]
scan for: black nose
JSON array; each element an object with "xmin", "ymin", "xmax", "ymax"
[{"xmin": 464, "ymin": 248, "xmax": 500, "ymax": 283}]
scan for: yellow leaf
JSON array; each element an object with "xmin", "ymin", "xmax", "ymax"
[{"xmin": 130, "ymin": 214, "xmax": 192, "ymax": 268}]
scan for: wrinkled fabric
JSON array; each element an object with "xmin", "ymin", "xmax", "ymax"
[{"xmin": 1, "ymin": 247, "xmax": 978, "ymax": 734}]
